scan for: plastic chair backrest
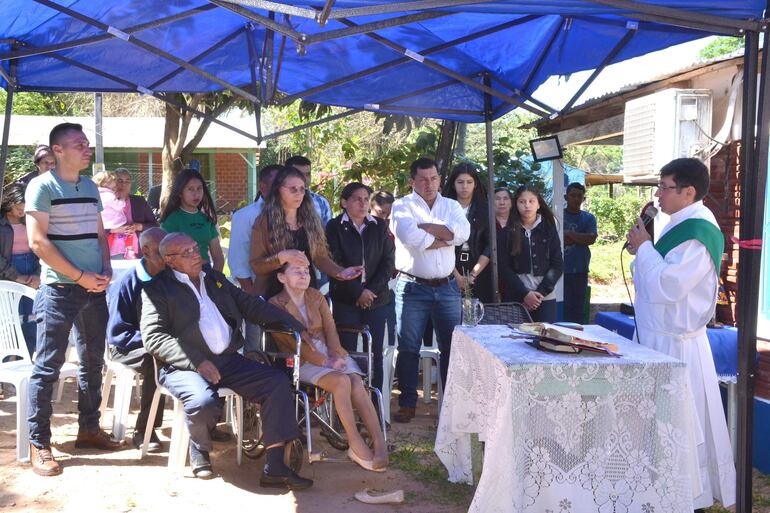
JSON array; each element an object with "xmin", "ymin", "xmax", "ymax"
[
  {"xmin": 479, "ymin": 302, "xmax": 533, "ymax": 325},
  {"xmin": 0, "ymin": 281, "xmax": 37, "ymax": 362}
]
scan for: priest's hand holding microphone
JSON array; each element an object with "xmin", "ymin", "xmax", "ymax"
[{"xmin": 624, "ymin": 203, "xmax": 658, "ymax": 254}]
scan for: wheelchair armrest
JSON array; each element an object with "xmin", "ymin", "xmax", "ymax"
[
  {"xmin": 262, "ymin": 323, "xmax": 300, "ymax": 336},
  {"xmin": 336, "ymin": 323, "xmax": 370, "ymax": 334}
]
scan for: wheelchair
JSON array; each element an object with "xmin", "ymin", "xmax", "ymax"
[{"xmin": 240, "ymin": 323, "xmax": 387, "ymax": 469}]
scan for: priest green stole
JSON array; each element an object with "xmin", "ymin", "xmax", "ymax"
[{"xmin": 654, "ymin": 218, "xmax": 724, "ymax": 275}]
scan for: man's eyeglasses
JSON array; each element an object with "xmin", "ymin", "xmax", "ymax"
[
  {"xmin": 166, "ymin": 247, "xmax": 199, "ymax": 258},
  {"xmin": 655, "ymin": 183, "xmax": 684, "ymax": 192},
  {"xmin": 282, "ymin": 185, "xmax": 306, "ymax": 195}
]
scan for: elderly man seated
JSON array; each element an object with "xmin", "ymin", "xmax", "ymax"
[{"xmin": 140, "ymin": 232, "xmax": 312, "ymax": 488}]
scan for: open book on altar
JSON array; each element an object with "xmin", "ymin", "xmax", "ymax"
[{"xmin": 513, "ymin": 323, "xmax": 621, "ymax": 356}]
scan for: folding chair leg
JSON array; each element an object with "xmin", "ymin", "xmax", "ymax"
[
  {"xmin": 16, "ymin": 377, "xmax": 30, "ymax": 462},
  {"xmin": 168, "ymin": 398, "xmax": 189, "ymax": 473},
  {"xmin": 111, "ymin": 369, "xmax": 135, "ymax": 441},
  {"xmin": 235, "ymin": 395, "xmax": 243, "ymax": 466},
  {"xmin": 53, "ymin": 377, "xmax": 67, "ymax": 403},
  {"xmin": 421, "ymin": 357, "xmax": 432, "ymax": 404},
  {"xmin": 99, "ymin": 367, "xmax": 115, "ymax": 427},
  {"xmin": 141, "ymin": 389, "xmax": 163, "ymax": 459}
]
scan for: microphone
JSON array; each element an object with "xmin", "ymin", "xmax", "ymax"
[{"xmin": 623, "ymin": 203, "xmax": 658, "ymax": 250}]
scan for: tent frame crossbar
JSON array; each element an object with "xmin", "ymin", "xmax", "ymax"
[
  {"xmin": 33, "ymin": 0, "xmax": 262, "ymax": 105},
  {"xmin": 276, "ymin": 15, "xmax": 539, "ymax": 107}
]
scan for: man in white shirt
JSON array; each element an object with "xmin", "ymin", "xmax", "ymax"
[
  {"xmin": 390, "ymin": 158, "xmax": 470, "ymax": 423},
  {"xmin": 626, "ymin": 158, "xmax": 734, "ymax": 511},
  {"xmin": 141, "ymin": 233, "xmax": 313, "ymax": 489},
  {"xmin": 227, "ymin": 164, "xmax": 282, "ymax": 352}
]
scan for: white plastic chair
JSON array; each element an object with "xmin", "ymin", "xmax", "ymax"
[
  {"xmin": 0, "ymin": 281, "xmax": 77, "ymax": 462},
  {"xmin": 98, "ymin": 350, "xmax": 142, "ymax": 441},
  {"xmin": 142, "ymin": 358, "xmax": 243, "ymax": 472}
]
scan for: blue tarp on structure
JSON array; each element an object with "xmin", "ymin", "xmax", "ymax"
[{"xmin": 0, "ymin": 1, "xmax": 765, "ymax": 123}]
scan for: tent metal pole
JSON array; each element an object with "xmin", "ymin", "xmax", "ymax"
[
  {"xmin": 245, "ymin": 25, "xmax": 263, "ymax": 141},
  {"xmin": 261, "ymin": 109, "xmax": 361, "ymax": 141},
  {"xmin": 264, "ymin": 12, "xmax": 275, "ymax": 103},
  {"xmin": 25, "ymin": 44, "xmax": 264, "ymax": 144},
  {"xmin": 94, "ymin": 93, "xmax": 104, "ymax": 167},
  {"xmin": 377, "ymin": 79, "xmax": 459, "ymax": 105},
  {"xmin": 0, "ymin": 5, "xmax": 217, "ymax": 62},
  {"xmin": 209, "ymin": 0, "xmax": 304, "ymax": 43},
  {"xmin": 217, "ymin": 0, "xmax": 319, "ymax": 21},
  {"xmin": 483, "ymin": 74, "xmax": 500, "ymax": 303},
  {"xmin": 0, "ymin": 57, "xmax": 15, "ymax": 197},
  {"xmin": 583, "ymin": 0, "xmax": 762, "ymax": 33},
  {"xmin": 276, "ymin": 16, "xmax": 539, "ymax": 106},
  {"xmin": 334, "ymin": 17, "xmax": 549, "ymax": 118},
  {"xmin": 323, "ymin": 0, "xmax": 762, "ymax": 31},
  {"xmin": 304, "ymin": 12, "xmax": 451, "ymax": 45},
  {"xmin": 271, "ymin": 34, "xmax": 286, "ymax": 102},
  {"xmin": 561, "ymin": 25, "xmax": 637, "ymax": 113},
  {"xmin": 735, "ymin": 28, "xmax": 764, "ymax": 513},
  {"xmin": 489, "ymin": 75, "xmax": 557, "ymax": 114},
  {"xmin": 149, "ymin": 27, "xmax": 245, "ymax": 90},
  {"xmin": 370, "ymin": 106, "xmax": 483, "ymax": 116},
  {"xmin": 33, "ymin": 0, "xmax": 261, "ymax": 105},
  {"xmin": 317, "ymin": 0, "xmax": 336, "ymax": 26},
  {"xmin": 521, "ymin": 18, "xmax": 566, "ymax": 95}
]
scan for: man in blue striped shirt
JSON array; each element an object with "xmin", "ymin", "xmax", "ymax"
[{"xmin": 25, "ymin": 123, "xmax": 126, "ymax": 477}]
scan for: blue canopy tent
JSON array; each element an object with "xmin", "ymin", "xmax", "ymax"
[{"xmin": 1, "ymin": 1, "xmax": 769, "ymax": 510}]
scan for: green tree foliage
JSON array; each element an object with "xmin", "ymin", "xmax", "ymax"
[
  {"xmin": 0, "ymin": 91, "xmax": 92, "ymax": 115},
  {"xmin": 699, "ymin": 36, "xmax": 744, "ymax": 60},
  {"xmin": 2, "ymin": 146, "xmax": 36, "ymax": 186},
  {"xmin": 586, "ymin": 185, "xmax": 649, "ymax": 241},
  {"xmin": 563, "ymin": 145, "xmax": 623, "ymax": 174}
]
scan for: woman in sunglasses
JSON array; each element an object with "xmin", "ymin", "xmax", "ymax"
[{"xmin": 250, "ymin": 166, "xmax": 361, "ymax": 298}]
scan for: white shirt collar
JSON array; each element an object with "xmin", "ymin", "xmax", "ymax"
[{"xmin": 173, "ymin": 269, "xmax": 206, "ymax": 291}]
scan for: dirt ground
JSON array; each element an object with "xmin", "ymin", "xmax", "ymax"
[{"xmin": 0, "ymin": 382, "xmax": 472, "ymax": 513}]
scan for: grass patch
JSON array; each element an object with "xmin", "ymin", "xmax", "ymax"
[
  {"xmin": 390, "ymin": 428, "xmax": 474, "ymax": 506},
  {"xmin": 589, "ymin": 240, "xmax": 632, "ymax": 284}
]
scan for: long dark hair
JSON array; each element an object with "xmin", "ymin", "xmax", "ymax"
[
  {"xmin": 159, "ymin": 169, "xmax": 217, "ymax": 225},
  {"xmin": 510, "ymin": 184, "xmax": 556, "ymax": 256},
  {"xmin": 261, "ymin": 166, "xmax": 329, "ymax": 258},
  {"xmin": 1, "ymin": 183, "xmax": 25, "ymax": 216},
  {"xmin": 442, "ymin": 163, "xmax": 486, "ymax": 205}
]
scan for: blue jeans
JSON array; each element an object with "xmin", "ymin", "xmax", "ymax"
[
  {"xmin": 394, "ymin": 276, "xmax": 461, "ymax": 408},
  {"xmin": 160, "ymin": 352, "xmax": 298, "ymax": 452},
  {"xmin": 332, "ymin": 300, "xmax": 388, "ymax": 392},
  {"xmin": 11, "ymin": 252, "xmax": 38, "ymax": 357},
  {"xmin": 28, "ymin": 284, "xmax": 108, "ymax": 447}
]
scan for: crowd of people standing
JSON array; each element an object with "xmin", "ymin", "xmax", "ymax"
[{"xmin": 0, "ymin": 123, "xmax": 595, "ymax": 479}]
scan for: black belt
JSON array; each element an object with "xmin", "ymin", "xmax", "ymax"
[{"xmin": 399, "ymin": 272, "xmax": 454, "ymax": 287}]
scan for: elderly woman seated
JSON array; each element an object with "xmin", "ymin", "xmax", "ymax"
[{"xmin": 269, "ymin": 262, "xmax": 388, "ymax": 471}]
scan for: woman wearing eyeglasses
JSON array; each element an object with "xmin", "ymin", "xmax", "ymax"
[
  {"xmin": 160, "ymin": 168, "xmax": 225, "ymax": 272},
  {"xmin": 250, "ymin": 167, "xmax": 362, "ymax": 298}
]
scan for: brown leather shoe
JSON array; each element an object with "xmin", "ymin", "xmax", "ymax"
[
  {"xmin": 74, "ymin": 429, "xmax": 127, "ymax": 451},
  {"xmin": 393, "ymin": 407, "xmax": 416, "ymax": 423},
  {"xmin": 30, "ymin": 444, "xmax": 62, "ymax": 476}
]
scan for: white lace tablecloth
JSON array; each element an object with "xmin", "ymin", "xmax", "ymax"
[{"xmin": 435, "ymin": 325, "xmax": 701, "ymax": 513}]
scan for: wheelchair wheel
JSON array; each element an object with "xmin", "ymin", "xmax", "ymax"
[
  {"xmin": 284, "ymin": 438, "xmax": 304, "ymax": 473},
  {"xmin": 242, "ymin": 402, "xmax": 266, "ymax": 460},
  {"xmin": 320, "ymin": 423, "xmax": 349, "ymax": 451}
]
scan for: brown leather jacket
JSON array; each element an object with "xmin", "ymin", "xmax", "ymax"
[
  {"xmin": 268, "ymin": 288, "xmax": 348, "ymax": 366},
  {"xmin": 249, "ymin": 214, "xmax": 343, "ymax": 297}
]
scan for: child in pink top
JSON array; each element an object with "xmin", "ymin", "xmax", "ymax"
[{"xmin": 93, "ymin": 171, "xmax": 135, "ymax": 258}]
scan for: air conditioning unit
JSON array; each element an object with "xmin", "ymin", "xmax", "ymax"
[{"xmin": 622, "ymin": 89, "xmax": 713, "ymax": 183}]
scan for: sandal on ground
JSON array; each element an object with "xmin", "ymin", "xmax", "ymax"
[{"xmin": 354, "ymin": 488, "xmax": 405, "ymax": 504}]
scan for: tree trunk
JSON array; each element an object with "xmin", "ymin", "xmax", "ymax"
[{"xmin": 435, "ymin": 120, "xmax": 457, "ymax": 181}]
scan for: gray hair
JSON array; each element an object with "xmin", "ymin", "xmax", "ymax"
[
  {"xmin": 139, "ymin": 227, "xmax": 166, "ymax": 252},
  {"xmin": 159, "ymin": 232, "xmax": 192, "ymax": 258}
]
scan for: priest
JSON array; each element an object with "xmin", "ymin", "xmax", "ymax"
[{"xmin": 625, "ymin": 157, "xmax": 734, "ymax": 511}]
